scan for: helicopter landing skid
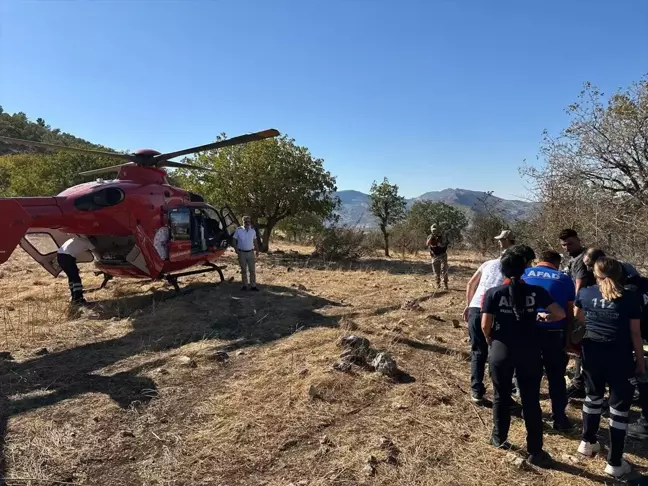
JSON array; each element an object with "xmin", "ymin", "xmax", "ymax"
[
  {"xmin": 163, "ymin": 263, "xmax": 226, "ymax": 292},
  {"xmin": 99, "ymin": 273, "xmax": 114, "ymax": 289},
  {"xmin": 92, "ymin": 271, "xmax": 114, "ymax": 290}
]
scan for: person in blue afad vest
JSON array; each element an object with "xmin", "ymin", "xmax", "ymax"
[
  {"xmin": 574, "ymin": 257, "xmax": 645, "ymax": 478},
  {"xmin": 481, "ymin": 246, "xmax": 566, "ymax": 469},
  {"xmin": 522, "ymin": 249, "xmax": 576, "ymax": 432}
]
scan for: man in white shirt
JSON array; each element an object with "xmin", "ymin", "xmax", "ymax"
[
  {"xmin": 57, "ymin": 235, "xmax": 95, "ymax": 305},
  {"xmin": 463, "ymin": 230, "xmax": 516, "ymax": 402},
  {"xmin": 233, "ymin": 216, "xmax": 260, "ymax": 291}
]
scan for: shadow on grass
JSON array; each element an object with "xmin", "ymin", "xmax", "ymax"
[
  {"xmin": 550, "ymin": 460, "xmax": 616, "ymax": 484},
  {"xmin": 0, "ymin": 281, "xmax": 342, "ymax": 481},
  {"xmin": 264, "ymin": 253, "xmax": 479, "ymax": 278},
  {"xmin": 400, "ymin": 337, "xmax": 471, "ymax": 361}
]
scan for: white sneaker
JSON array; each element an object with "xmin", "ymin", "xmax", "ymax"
[
  {"xmin": 604, "ymin": 459, "xmax": 631, "ymax": 478},
  {"xmin": 577, "ymin": 440, "xmax": 601, "ymax": 457}
]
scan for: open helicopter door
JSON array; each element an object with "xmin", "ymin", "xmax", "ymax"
[
  {"xmin": 129, "ymin": 224, "xmax": 164, "ymax": 278},
  {"xmin": 220, "ymin": 205, "xmax": 240, "ymax": 237},
  {"xmin": 19, "ymin": 229, "xmax": 95, "ymax": 277}
]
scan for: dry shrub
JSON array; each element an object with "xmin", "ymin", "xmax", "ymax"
[
  {"xmin": 391, "ymin": 223, "xmax": 425, "ymax": 256},
  {"xmin": 520, "ymin": 76, "xmax": 648, "ymax": 267},
  {"xmin": 313, "ymin": 224, "xmax": 371, "ymax": 260}
]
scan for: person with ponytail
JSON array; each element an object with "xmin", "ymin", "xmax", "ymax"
[
  {"xmin": 481, "ymin": 246, "xmax": 566, "ymax": 468},
  {"xmin": 574, "ymin": 257, "xmax": 645, "ymax": 478}
]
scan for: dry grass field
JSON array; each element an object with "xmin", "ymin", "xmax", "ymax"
[{"xmin": 2, "ymin": 244, "xmax": 648, "ymax": 486}]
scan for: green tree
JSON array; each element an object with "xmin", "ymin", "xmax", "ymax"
[
  {"xmin": 176, "ymin": 134, "xmax": 338, "ymax": 251},
  {"xmin": 369, "ymin": 177, "xmax": 407, "ymax": 256},
  {"xmin": 0, "ymin": 107, "xmax": 114, "ymax": 157},
  {"xmin": 406, "ymin": 200, "xmax": 469, "ymax": 244},
  {"xmin": 464, "ymin": 212, "xmax": 507, "ymax": 255},
  {"xmin": 0, "ymin": 152, "xmax": 119, "ymax": 196},
  {"xmin": 276, "ymin": 211, "xmax": 334, "ymax": 242},
  {"xmin": 0, "ymin": 107, "xmax": 123, "ymax": 196}
]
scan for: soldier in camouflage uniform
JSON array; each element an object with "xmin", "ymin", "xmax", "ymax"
[{"xmin": 427, "ymin": 225, "xmax": 449, "ymax": 289}]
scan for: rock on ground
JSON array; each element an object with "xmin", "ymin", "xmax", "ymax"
[
  {"xmin": 208, "ymin": 351, "xmax": 229, "ymax": 362},
  {"xmin": 505, "ymin": 453, "xmax": 525, "ymax": 468},
  {"xmin": 371, "ymin": 352, "xmax": 398, "ymax": 378},
  {"xmin": 332, "ymin": 360, "xmax": 353, "ymax": 372},
  {"xmin": 177, "ymin": 356, "xmax": 197, "ymax": 368},
  {"xmin": 337, "ymin": 335, "xmax": 373, "ymax": 362}
]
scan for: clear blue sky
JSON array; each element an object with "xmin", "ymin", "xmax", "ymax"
[{"xmin": 1, "ymin": 1, "xmax": 647, "ymax": 200}]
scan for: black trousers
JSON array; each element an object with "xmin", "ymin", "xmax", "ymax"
[
  {"xmin": 57, "ymin": 253, "xmax": 84, "ymax": 303},
  {"xmin": 538, "ymin": 328, "xmax": 568, "ymax": 421},
  {"xmin": 581, "ymin": 339, "xmax": 634, "ymax": 466},
  {"xmin": 468, "ymin": 307, "xmax": 488, "ymax": 395},
  {"xmin": 490, "ymin": 339, "xmax": 544, "ymax": 454}
]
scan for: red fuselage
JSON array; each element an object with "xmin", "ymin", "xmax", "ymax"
[{"xmin": 2, "ymin": 164, "xmax": 231, "ymax": 280}]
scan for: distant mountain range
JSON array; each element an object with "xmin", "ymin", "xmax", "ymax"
[{"xmin": 335, "ymin": 188, "xmax": 537, "ymax": 227}]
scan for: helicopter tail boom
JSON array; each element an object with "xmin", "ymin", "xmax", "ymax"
[{"xmin": 0, "ymin": 199, "xmax": 33, "ymax": 264}]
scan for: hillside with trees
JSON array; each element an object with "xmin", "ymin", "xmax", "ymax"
[
  {"xmin": 0, "ymin": 107, "xmax": 120, "ymax": 196},
  {"xmin": 0, "ymin": 107, "xmax": 114, "ymax": 154}
]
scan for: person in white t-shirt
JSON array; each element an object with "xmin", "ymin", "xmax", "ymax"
[
  {"xmin": 57, "ymin": 235, "xmax": 95, "ymax": 305},
  {"xmin": 232, "ymin": 215, "xmax": 260, "ymax": 291},
  {"xmin": 463, "ymin": 230, "xmax": 516, "ymax": 402}
]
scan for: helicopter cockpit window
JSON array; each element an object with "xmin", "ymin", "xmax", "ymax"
[
  {"xmin": 169, "ymin": 207, "xmax": 191, "ymax": 241},
  {"xmin": 74, "ymin": 187, "xmax": 125, "ymax": 211}
]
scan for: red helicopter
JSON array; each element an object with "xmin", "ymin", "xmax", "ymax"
[{"xmin": 0, "ymin": 129, "xmax": 279, "ymax": 290}]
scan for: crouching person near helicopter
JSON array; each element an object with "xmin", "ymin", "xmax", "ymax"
[
  {"xmin": 233, "ymin": 216, "xmax": 260, "ymax": 291},
  {"xmin": 57, "ymin": 235, "xmax": 95, "ymax": 306},
  {"xmin": 574, "ymin": 257, "xmax": 645, "ymax": 478},
  {"xmin": 481, "ymin": 247, "xmax": 565, "ymax": 468}
]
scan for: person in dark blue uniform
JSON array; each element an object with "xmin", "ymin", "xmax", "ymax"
[
  {"xmin": 627, "ymin": 275, "xmax": 648, "ymax": 439},
  {"xmin": 481, "ymin": 247, "xmax": 566, "ymax": 468},
  {"xmin": 574, "ymin": 257, "xmax": 645, "ymax": 478},
  {"xmin": 560, "ymin": 229, "xmax": 593, "ymax": 399},
  {"xmin": 523, "ymin": 249, "xmax": 576, "ymax": 431},
  {"xmin": 583, "ymin": 248, "xmax": 641, "ymax": 286}
]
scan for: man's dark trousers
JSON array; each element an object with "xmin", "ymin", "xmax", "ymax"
[
  {"xmin": 538, "ymin": 328, "xmax": 568, "ymax": 421},
  {"xmin": 468, "ymin": 307, "xmax": 488, "ymax": 395}
]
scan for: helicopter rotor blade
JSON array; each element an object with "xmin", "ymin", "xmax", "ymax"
[
  {"xmin": 0, "ymin": 136, "xmax": 135, "ymax": 161},
  {"xmin": 153, "ymin": 129, "xmax": 280, "ymax": 162},
  {"xmin": 78, "ymin": 163, "xmax": 133, "ymax": 176},
  {"xmin": 160, "ymin": 160, "xmax": 215, "ymax": 172}
]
